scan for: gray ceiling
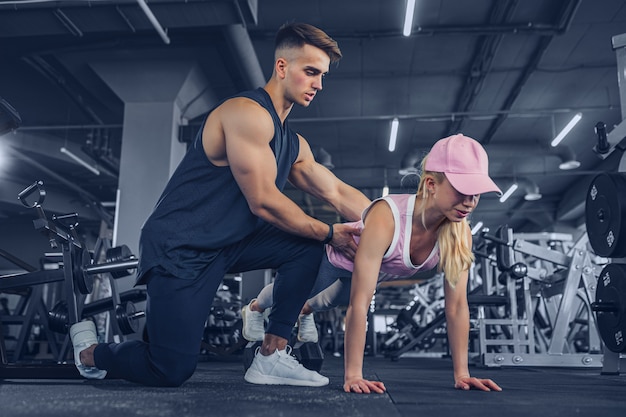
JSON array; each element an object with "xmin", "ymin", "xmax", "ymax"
[{"xmin": 1, "ymin": 0, "xmax": 626, "ymax": 268}]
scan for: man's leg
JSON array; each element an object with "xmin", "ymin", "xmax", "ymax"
[
  {"xmin": 73, "ymin": 261, "xmax": 226, "ymax": 387},
  {"xmin": 228, "ymin": 223, "xmax": 327, "ymax": 386}
]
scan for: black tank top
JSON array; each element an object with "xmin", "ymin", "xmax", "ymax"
[{"xmin": 137, "ymin": 88, "xmax": 300, "ymax": 282}]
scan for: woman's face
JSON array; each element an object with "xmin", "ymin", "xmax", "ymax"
[{"xmin": 430, "ymin": 175, "xmax": 480, "ymax": 222}]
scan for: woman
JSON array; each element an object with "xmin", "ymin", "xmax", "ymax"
[{"xmin": 243, "ymin": 134, "xmax": 503, "ymax": 393}]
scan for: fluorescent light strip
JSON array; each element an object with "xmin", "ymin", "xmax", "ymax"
[
  {"xmin": 470, "ymin": 221, "xmax": 484, "ymax": 235},
  {"xmin": 60, "ymin": 147, "xmax": 100, "ymax": 176},
  {"xmin": 499, "ymin": 183, "xmax": 518, "ymax": 203},
  {"xmin": 388, "ymin": 118, "xmax": 399, "ymax": 152},
  {"xmin": 550, "ymin": 112, "xmax": 582, "ymax": 147},
  {"xmin": 403, "ymin": 0, "xmax": 416, "ymax": 37}
]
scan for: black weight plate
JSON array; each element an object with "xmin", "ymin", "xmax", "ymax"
[
  {"xmin": 594, "ymin": 263, "xmax": 626, "ymax": 353},
  {"xmin": 585, "ymin": 173, "xmax": 626, "ymax": 257},
  {"xmin": 47, "ymin": 301, "xmax": 68, "ymax": 334},
  {"xmin": 105, "ymin": 245, "xmax": 135, "ymax": 278},
  {"xmin": 105, "ymin": 245, "xmax": 132, "ymax": 263},
  {"xmin": 115, "ymin": 302, "xmax": 138, "ymax": 335},
  {"xmin": 74, "ymin": 248, "xmax": 93, "ymax": 295}
]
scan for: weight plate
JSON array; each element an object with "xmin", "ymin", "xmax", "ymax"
[
  {"xmin": 594, "ymin": 263, "xmax": 626, "ymax": 353},
  {"xmin": 74, "ymin": 248, "xmax": 93, "ymax": 295},
  {"xmin": 115, "ymin": 301, "xmax": 138, "ymax": 335},
  {"xmin": 586, "ymin": 173, "xmax": 626, "ymax": 257},
  {"xmin": 48, "ymin": 301, "xmax": 69, "ymax": 334},
  {"xmin": 105, "ymin": 245, "xmax": 135, "ymax": 278}
]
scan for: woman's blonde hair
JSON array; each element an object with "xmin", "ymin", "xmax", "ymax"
[{"xmin": 416, "ymin": 157, "xmax": 474, "ymax": 288}]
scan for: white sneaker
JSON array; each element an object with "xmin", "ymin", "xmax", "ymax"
[
  {"xmin": 297, "ymin": 314, "xmax": 318, "ymax": 343},
  {"xmin": 69, "ymin": 321, "xmax": 107, "ymax": 379},
  {"xmin": 244, "ymin": 346, "xmax": 329, "ymax": 387},
  {"xmin": 241, "ymin": 299, "xmax": 265, "ymax": 342}
]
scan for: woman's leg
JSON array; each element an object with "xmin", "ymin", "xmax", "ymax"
[{"xmin": 252, "ymin": 252, "xmax": 350, "ymax": 313}]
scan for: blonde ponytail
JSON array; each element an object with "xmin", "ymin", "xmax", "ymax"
[
  {"xmin": 436, "ymin": 220, "xmax": 474, "ymax": 288},
  {"xmin": 416, "ymin": 159, "xmax": 474, "ymax": 288}
]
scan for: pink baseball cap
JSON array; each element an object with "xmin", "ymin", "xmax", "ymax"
[{"xmin": 424, "ymin": 134, "xmax": 502, "ymax": 196}]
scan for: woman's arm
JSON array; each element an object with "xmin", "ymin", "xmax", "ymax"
[
  {"xmin": 443, "ymin": 266, "xmax": 472, "ymax": 383},
  {"xmin": 444, "ymin": 227, "xmax": 502, "ymax": 392},
  {"xmin": 343, "ymin": 201, "xmax": 394, "ymax": 394}
]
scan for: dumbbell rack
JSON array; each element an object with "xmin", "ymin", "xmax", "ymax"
[
  {"xmin": 0, "ymin": 210, "xmax": 85, "ymax": 378},
  {"xmin": 0, "ymin": 181, "xmax": 145, "ymax": 379}
]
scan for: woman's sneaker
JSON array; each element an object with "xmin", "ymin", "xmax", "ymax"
[
  {"xmin": 69, "ymin": 321, "xmax": 107, "ymax": 379},
  {"xmin": 244, "ymin": 346, "xmax": 329, "ymax": 387},
  {"xmin": 297, "ymin": 314, "xmax": 318, "ymax": 343},
  {"xmin": 241, "ymin": 299, "xmax": 265, "ymax": 341}
]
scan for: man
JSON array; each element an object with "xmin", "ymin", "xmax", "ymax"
[{"xmin": 69, "ymin": 22, "xmax": 370, "ymax": 387}]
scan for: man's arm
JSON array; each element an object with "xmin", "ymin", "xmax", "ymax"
[
  {"xmin": 218, "ymin": 98, "xmax": 340, "ymax": 242},
  {"xmin": 289, "ymin": 135, "xmax": 371, "ymax": 222}
]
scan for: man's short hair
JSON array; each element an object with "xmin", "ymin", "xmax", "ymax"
[{"xmin": 275, "ymin": 22, "xmax": 342, "ymax": 63}]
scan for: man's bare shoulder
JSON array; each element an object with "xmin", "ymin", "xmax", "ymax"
[
  {"xmin": 205, "ymin": 95, "xmax": 274, "ymax": 146},
  {"xmin": 216, "ymin": 96, "xmax": 267, "ymax": 117}
]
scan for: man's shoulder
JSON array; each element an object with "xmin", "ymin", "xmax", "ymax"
[{"xmin": 215, "ymin": 94, "xmax": 270, "ymax": 121}]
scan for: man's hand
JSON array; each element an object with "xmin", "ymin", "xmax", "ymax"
[{"xmin": 329, "ymin": 223, "xmax": 361, "ymax": 259}]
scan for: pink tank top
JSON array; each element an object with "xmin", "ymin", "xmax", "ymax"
[{"xmin": 326, "ymin": 194, "xmax": 440, "ymax": 283}]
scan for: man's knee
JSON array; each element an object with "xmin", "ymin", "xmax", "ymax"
[{"xmin": 151, "ymin": 351, "xmax": 198, "ymax": 387}]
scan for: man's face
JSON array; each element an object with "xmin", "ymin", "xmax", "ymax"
[{"xmin": 281, "ymin": 44, "xmax": 330, "ymax": 107}]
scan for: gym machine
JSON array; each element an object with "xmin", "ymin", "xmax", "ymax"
[
  {"xmin": 585, "ymin": 32, "xmax": 626, "ymax": 375},
  {"xmin": 476, "ymin": 226, "xmax": 603, "ymax": 368},
  {"xmin": 378, "ymin": 275, "xmax": 449, "ymax": 359}
]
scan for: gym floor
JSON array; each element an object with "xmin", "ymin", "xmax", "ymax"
[{"xmin": 1, "ymin": 354, "xmax": 624, "ymax": 417}]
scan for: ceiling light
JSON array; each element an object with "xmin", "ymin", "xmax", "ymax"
[
  {"xmin": 554, "ymin": 145, "xmax": 581, "ymax": 170},
  {"xmin": 524, "ymin": 192, "xmax": 542, "ymax": 201},
  {"xmin": 388, "ymin": 118, "xmax": 399, "ymax": 152},
  {"xmin": 550, "ymin": 112, "xmax": 582, "ymax": 147},
  {"xmin": 521, "ymin": 178, "xmax": 542, "ymax": 201},
  {"xmin": 60, "ymin": 147, "xmax": 100, "ymax": 176},
  {"xmin": 499, "ymin": 183, "xmax": 518, "ymax": 203},
  {"xmin": 559, "ymin": 159, "xmax": 581, "ymax": 170},
  {"xmin": 403, "ymin": 0, "xmax": 416, "ymax": 37},
  {"xmin": 471, "ymin": 221, "xmax": 484, "ymax": 235}
]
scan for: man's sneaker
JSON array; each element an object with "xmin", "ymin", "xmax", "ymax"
[
  {"xmin": 244, "ymin": 346, "xmax": 329, "ymax": 387},
  {"xmin": 297, "ymin": 314, "xmax": 318, "ymax": 343},
  {"xmin": 241, "ymin": 299, "xmax": 265, "ymax": 342},
  {"xmin": 69, "ymin": 321, "xmax": 107, "ymax": 379}
]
